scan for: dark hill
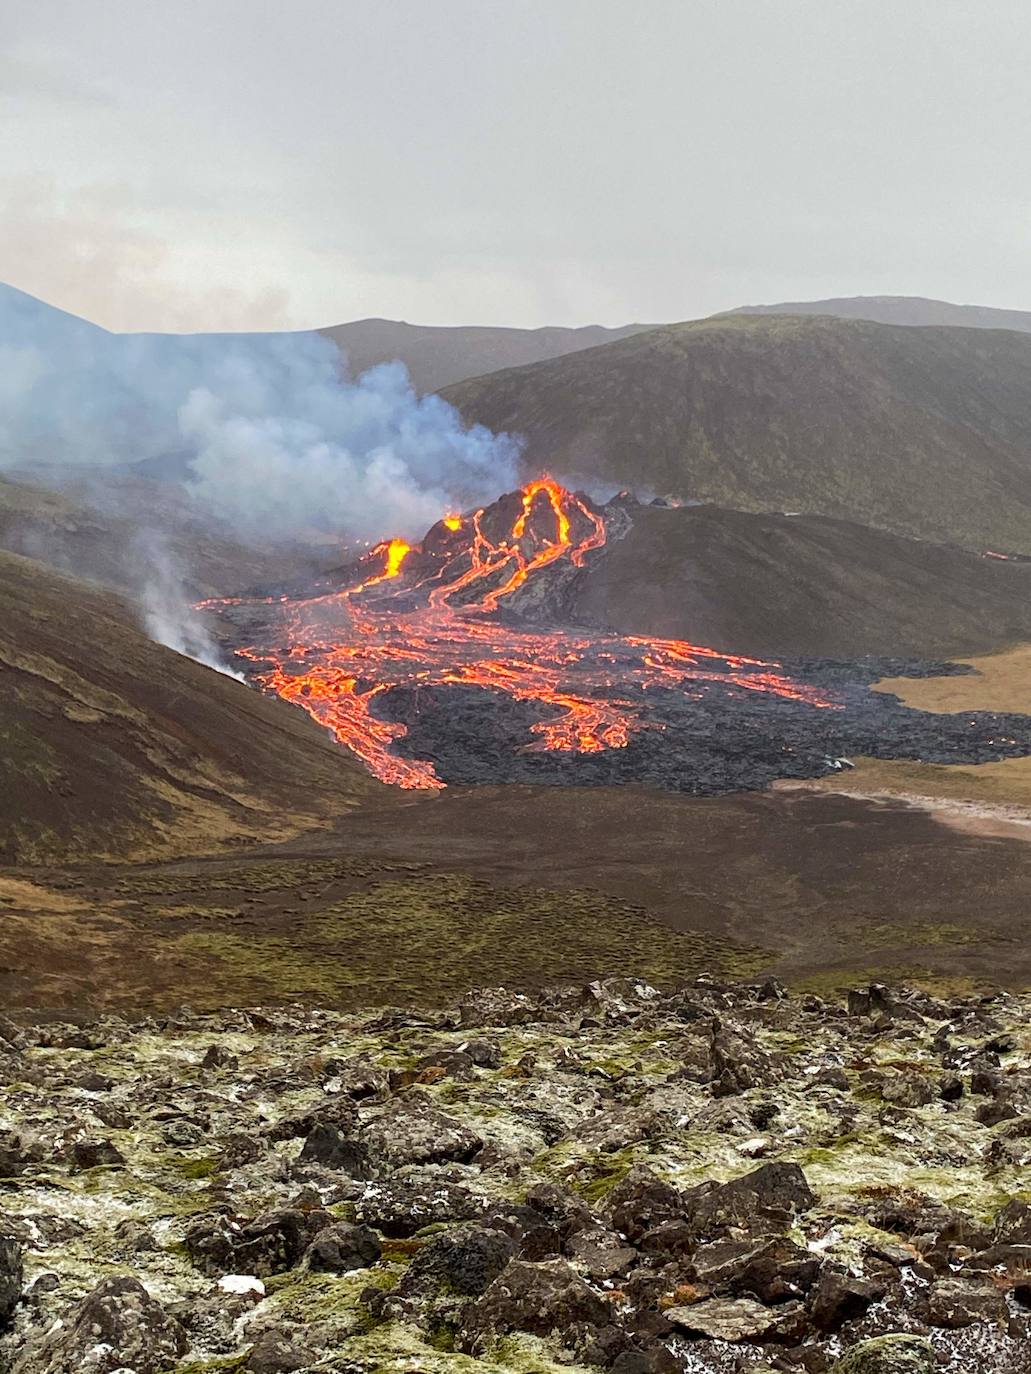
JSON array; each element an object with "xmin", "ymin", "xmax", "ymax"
[
  {"xmin": 557, "ymin": 502, "xmax": 1031, "ymax": 659},
  {"xmin": 0, "ymin": 550, "xmax": 386, "ymax": 864},
  {"xmin": 319, "ymin": 317, "xmax": 654, "ymax": 392},
  {"xmin": 729, "ymin": 293, "xmax": 1031, "ymax": 332},
  {"xmin": 442, "ymin": 314, "xmax": 1031, "ymax": 553}
]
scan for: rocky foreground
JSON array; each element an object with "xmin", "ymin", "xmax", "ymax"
[{"xmin": 0, "ymin": 980, "xmax": 1029, "ymax": 1373}]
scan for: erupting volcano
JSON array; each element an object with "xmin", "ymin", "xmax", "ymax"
[{"xmin": 202, "ymin": 479, "xmax": 838, "ymax": 789}]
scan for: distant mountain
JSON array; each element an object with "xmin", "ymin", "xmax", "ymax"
[
  {"xmin": 564, "ymin": 501, "xmax": 1031, "ymax": 659},
  {"xmin": 442, "ymin": 313, "xmax": 1031, "ymax": 553},
  {"xmin": 727, "ymin": 294, "xmax": 1031, "ymax": 332},
  {"xmin": 0, "ymin": 547, "xmax": 386, "ymax": 863},
  {"xmin": 318, "ymin": 317, "xmax": 655, "ymax": 392}
]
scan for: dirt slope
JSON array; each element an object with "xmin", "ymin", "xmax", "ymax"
[
  {"xmin": 442, "ymin": 314, "xmax": 1031, "ymax": 552},
  {"xmin": 0, "ymin": 549, "xmax": 387, "ymax": 864}
]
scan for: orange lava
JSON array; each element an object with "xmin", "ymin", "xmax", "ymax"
[{"xmin": 210, "ymin": 478, "xmax": 836, "ymax": 789}]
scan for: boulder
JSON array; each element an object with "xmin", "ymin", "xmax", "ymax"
[
  {"xmin": 606, "ymin": 1166, "xmax": 683, "ymax": 1241},
  {"xmin": 665, "ymin": 1295, "xmax": 799, "ymax": 1342},
  {"xmin": 399, "ymin": 1224, "xmax": 516, "ymax": 1296},
  {"xmin": 297, "ymin": 1123, "xmax": 374, "ymax": 1177},
  {"xmin": 244, "ymin": 1328, "xmax": 313, "ymax": 1373},
  {"xmin": 689, "ymin": 1162, "xmax": 815, "ymax": 1234},
  {"xmin": 808, "ymin": 1269, "xmax": 884, "ymax": 1330},
  {"xmin": 17, "ymin": 1276, "xmax": 188, "ymax": 1374},
  {"xmin": 355, "ymin": 1178, "xmax": 486, "ymax": 1238},
  {"xmin": 925, "ymin": 1274, "xmax": 1008, "ymax": 1328},
  {"xmin": 0, "ymin": 1235, "xmax": 21, "ymax": 1323},
  {"xmin": 363, "ymin": 1099, "xmax": 483, "ymax": 1166},
  {"xmin": 831, "ymin": 1335, "xmax": 935, "ymax": 1373},
  {"xmin": 461, "ymin": 1258, "xmax": 610, "ymax": 1348},
  {"xmin": 304, "ymin": 1221, "xmax": 381, "ymax": 1273},
  {"xmin": 185, "ymin": 1207, "xmax": 333, "ymax": 1277}
]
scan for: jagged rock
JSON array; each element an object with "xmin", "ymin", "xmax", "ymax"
[
  {"xmin": 0, "ymin": 1234, "xmax": 21, "ymax": 1322},
  {"xmin": 65, "ymin": 1138, "xmax": 124, "ymax": 1171},
  {"xmin": 220, "ymin": 1131, "xmax": 266, "ymax": 1167},
  {"xmin": 297, "ymin": 1123, "xmax": 374, "ymax": 1176},
  {"xmin": 566, "ymin": 1227, "xmax": 637, "ymax": 1279},
  {"xmin": 363, "ymin": 1097, "xmax": 483, "ymax": 1166},
  {"xmin": 881, "ymin": 1074, "xmax": 935, "ymax": 1108},
  {"xmin": 691, "ymin": 1234, "xmax": 820, "ymax": 1303},
  {"xmin": 355, "ymin": 1177, "xmax": 487, "ymax": 1237},
  {"xmin": 185, "ymin": 1207, "xmax": 333, "ymax": 1277},
  {"xmin": 461, "ymin": 1258, "xmax": 610, "ymax": 1349},
  {"xmin": 304, "ymin": 1221, "xmax": 381, "ymax": 1273},
  {"xmin": 831, "ymin": 1334, "xmax": 935, "ymax": 1372},
  {"xmin": 665, "ymin": 1295, "xmax": 800, "ymax": 1341},
  {"xmin": 244, "ymin": 1328, "xmax": 313, "ymax": 1373},
  {"xmin": 925, "ymin": 1273, "xmax": 1009, "ymax": 1327},
  {"xmin": 689, "ymin": 1161, "xmax": 815, "ymax": 1234},
  {"xmin": 17, "ymin": 1275, "xmax": 187, "ymax": 1373},
  {"xmin": 808, "ymin": 1269, "xmax": 884, "ymax": 1330},
  {"xmin": 606, "ymin": 1166, "xmax": 682, "ymax": 1241},
  {"xmin": 398, "ymin": 1224, "xmax": 516, "ymax": 1296},
  {"xmin": 994, "ymin": 1198, "xmax": 1031, "ymax": 1245}
]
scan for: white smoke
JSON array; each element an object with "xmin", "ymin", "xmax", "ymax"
[
  {"xmin": 0, "ymin": 283, "xmax": 520, "ymax": 541},
  {"xmin": 133, "ymin": 532, "xmax": 244, "ymax": 680}
]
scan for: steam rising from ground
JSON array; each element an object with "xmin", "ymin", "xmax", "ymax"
[
  {"xmin": 133, "ymin": 534, "xmax": 244, "ymax": 679},
  {"xmin": 0, "ymin": 284, "xmax": 519, "ymax": 541}
]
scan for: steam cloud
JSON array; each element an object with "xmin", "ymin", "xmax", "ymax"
[{"xmin": 0, "ymin": 284, "xmax": 520, "ymax": 541}]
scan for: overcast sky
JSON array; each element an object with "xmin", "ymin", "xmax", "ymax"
[{"xmin": 2, "ymin": 0, "xmax": 1029, "ymax": 332}]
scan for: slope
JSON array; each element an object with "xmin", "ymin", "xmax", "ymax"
[
  {"xmin": 319, "ymin": 317, "xmax": 654, "ymax": 392},
  {"xmin": 558, "ymin": 502, "xmax": 1031, "ymax": 658},
  {"xmin": 442, "ymin": 313, "xmax": 1031, "ymax": 552},
  {"xmin": 0, "ymin": 549, "xmax": 388, "ymax": 864},
  {"xmin": 729, "ymin": 293, "xmax": 1031, "ymax": 332}
]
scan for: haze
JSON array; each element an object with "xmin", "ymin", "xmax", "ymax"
[{"xmin": 4, "ymin": 0, "xmax": 1029, "ymax": 332}]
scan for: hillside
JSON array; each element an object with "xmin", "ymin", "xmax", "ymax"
[
  {"xmin": 729, "ymin": 293, "xmax": 1031, "ymax": 332},
  {"xmin": 0, "ymin": 549, "xmax": 386, "ymax": 864},
  {"xmin": 319, "ymin": 317, "xmax": 654, "ymax": 391},
  {"xmin": 442, "ymin": 314, "xmax": 1031, "ymax": 552},
  {"xmin": 560, "ymin": 502, "xmax": 1031, "ymax": 658},
  {"xmin": 0, "ymin": 473, "xmax": 326, "ymax": 599}
]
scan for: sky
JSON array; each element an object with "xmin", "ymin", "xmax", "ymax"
[{"xmin": 2, "ymin": 0, "xmax": 1030, "ymax": 333}]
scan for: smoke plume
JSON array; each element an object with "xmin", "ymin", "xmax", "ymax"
[{"xmin": 0, "ymin": 283, "xmax": 520, "ymax": 541}]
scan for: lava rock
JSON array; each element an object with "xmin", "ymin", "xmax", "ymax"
[
  {"xmin": 185, "ymin": 1207, "xmax": 333, "ymax": 1277},
  {"xmin": 665, "ymin": 1295, "xmax": 801, "ymax": 1342},
  {"xmin": 244, "ymin": 1328, "xmax": 313, "ymax": 1373},
  {"xmin": 355, "ymin": 1177, "xmax": 487, "ymax": 1237},
  {"xmin": 689, "ymin": 1161, "xmax": 815, "ymax": 1234},
  {"xmin": 304, "ymin": 1221, "xmax": 381, "ymax": 1273},
  {"xmin": 0, "ymin": 1234, "xmax": 21, "ymax": 1323},
  {"xmin": 17, "ymin": 1275, "xmax": 188, "ymax": 1374},
  {"xmin": 363, "ymin": 1098, "xmax": 483, "ymax": 1166},
  {"xmin": 925, "ymin": 1273, "xmax": 1009, "ymax": 1328},
  {"xmin": 808, "ymin": 1269, "xmax": 884, "ymax": 1330},
  {"xmin": 831, "ymin": 1335, "xmax": 935, "ymax": 1373},
  {"xmin": 298, "ymin": 1123, "xmax": 374, "ymax": 1176},
  {"xmin": 399, "ymin": 1224, "xmax": 516, "ymax": 1296},
  {"xmin": 461, "ymin": 1258, "xmax": 610, "ymax": 1349}
]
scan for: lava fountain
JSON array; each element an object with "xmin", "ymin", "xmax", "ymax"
[{"xmin": 201, "ymin": 479, "xmax": 837, "ymax": 788}]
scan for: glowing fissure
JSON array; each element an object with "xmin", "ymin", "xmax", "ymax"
[{"xmin": 208, "ymin": 478, "xmax": 836, "ymax": 789}]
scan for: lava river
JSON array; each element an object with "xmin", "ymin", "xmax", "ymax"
[{"xmin": 202, "ymin": 479, "xmax": 837, "ymax": 789}]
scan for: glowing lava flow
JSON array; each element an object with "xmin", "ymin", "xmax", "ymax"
[{"xmin": 209, "ymin": 478, "xmax": 836, "ymax": 789}]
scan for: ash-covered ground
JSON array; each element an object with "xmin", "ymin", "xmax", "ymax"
[{"xmin": 371, "ymin": 656, "xmax": 1031, "ymax": 793}]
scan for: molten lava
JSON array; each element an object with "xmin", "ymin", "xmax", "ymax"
[{"xmin": 207, "ymin": 478, "xmax": 836, "ymax": 789}]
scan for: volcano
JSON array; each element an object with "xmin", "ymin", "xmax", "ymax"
[{"xmin": 204, "ymin": 480, "xmax": 1031, "ymax": 794}]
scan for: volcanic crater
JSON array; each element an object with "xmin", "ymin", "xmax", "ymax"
[{"xmin": 204, "ymin": 480, "xmax": 1031, "ymax": 794}]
